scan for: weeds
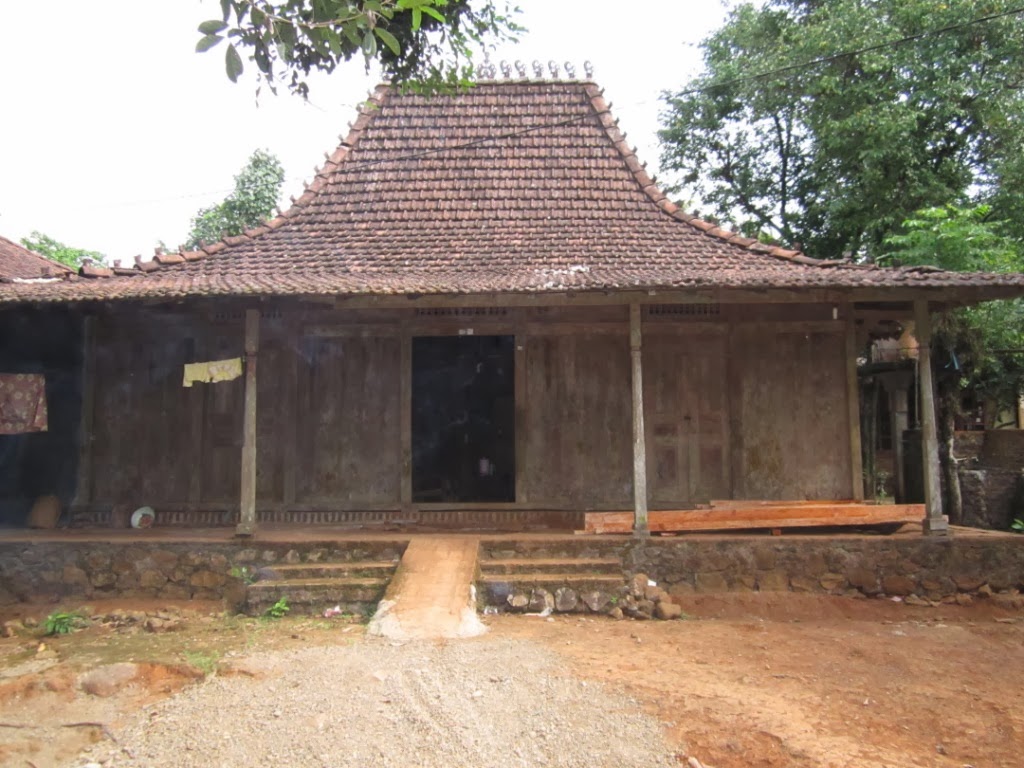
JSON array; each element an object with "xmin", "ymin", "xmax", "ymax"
[
  {"xmin": 44, "ymin": 610, "xmax": 85, "ymax": 636},
  {"xmin": 263, "ymin": 597, "xmax": 290, "ymax": 620}
]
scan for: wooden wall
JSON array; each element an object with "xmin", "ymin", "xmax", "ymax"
[
  {"xmin": 78, "ymin": 301, "xmax": 855, "ymax": 519},
  {"xmin": 731, "ymin": 326, "xmax": 852, "ymax": 499}
]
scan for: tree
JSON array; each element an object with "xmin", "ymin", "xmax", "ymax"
[
  {"xmin": 659, "ymin": 0, "xmax": 1024, "ymax": 260},
  {"xmin": 197, "ymin": 0, "xmax": 522, "ymax": 97},
  {"xmin": 19, "ymin": 231, "xmax": 104, "ymax": 269},
  {"xmin": 882, "ymin": 204, "xmax": 1024, "ymax": 521},
  {"xmin": 185, "ymin": 149, "xmax": 285, "ymax": 249}
]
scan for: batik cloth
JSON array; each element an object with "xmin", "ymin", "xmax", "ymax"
[{"xmin": 0, "ymin": 373, "xmax": 47, "ymax": 433}]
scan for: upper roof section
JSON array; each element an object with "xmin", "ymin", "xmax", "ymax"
[
  {"xmin": 0, "ymin": 235, "xmax": 72, "ymax": 281},
  {"xmin": 3, "ymin": 79, "xmax": 1024, "ymax": 304}
]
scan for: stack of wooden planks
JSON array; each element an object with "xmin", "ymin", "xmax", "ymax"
[{"xmin": 582, "ymin": 500, "xmax": 926, "ymax": 535}]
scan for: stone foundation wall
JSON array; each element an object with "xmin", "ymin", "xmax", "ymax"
[
  {"xmin": 623, "ymin": 537, "xmax": 1024, "ymax": 603},
  {"xmin": 0, "ymin": 540, "xmax": 407, "ymax": 606}
]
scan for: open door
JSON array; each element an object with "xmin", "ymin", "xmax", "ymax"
[{"xmin": 412, "ymin": 336, "xmax": 515, "ymax": 503}]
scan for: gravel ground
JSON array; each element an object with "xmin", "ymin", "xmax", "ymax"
[{"xmin": 77, "ymin": 636, "xmax": 679, "ymax": 768}]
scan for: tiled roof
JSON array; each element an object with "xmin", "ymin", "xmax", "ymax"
[
  {"xmin": 0, "ymin": 235, "xmax": 72, "ymax": 280},
  {"xmin": 3, "ymin": 80, "xmax": 1024, "ymax": 304}
]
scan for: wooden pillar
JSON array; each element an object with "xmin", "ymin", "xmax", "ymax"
[
  {"xmin": 890, "ymin": 386, "xmax": 910, "ymax": 503},
  {"xmin": 399, "ymin": 330, "xmax": 412, "ymax": 510},
  {"xmin": 845, "ymin": 316, "xmax": 865, "ymax": 500},
  {"xmin": 914, "ymin": 299, "xmax": 948, "ymax": 535},
  {"xmin": 514, "ymin": 335, "xmax": 528, "ymax": 505},
  {"xmin": 877, "ymin": 370, "xmax": 913, "ymax": 504},
  {"xmin": 629, "ymin": 303, "xmax": 649, "ymax": 536},
  {"xmin": 236, "ymin": 309, "xmax": 260, "ymax": 537},
  {"xmin": 72, "ymin": 315, "xmax": 97, "ymax": 507}
]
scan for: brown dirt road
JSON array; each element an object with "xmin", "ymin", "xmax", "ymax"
[{"xmin": 1, "ymin": 594, "xmax": 1022, "ymax": 767}]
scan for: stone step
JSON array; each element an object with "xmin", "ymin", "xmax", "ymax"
[
  {"xmin": 478, "ymin": 557, "xmax": 622, "ymax": 576},
  {"xmin": 478, "ymin": 573, "xmax": 625, "ymax": 603},
  {"xmin": 245, "ymin": 577, "xmax": 390, "ymax": 616},
  {"xmin": 258, "ymin": 561, "xmax": 398, "ymax": 580}
]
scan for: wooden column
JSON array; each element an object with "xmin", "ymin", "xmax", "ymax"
[
  {"xmin": 878, "ymin": 370, "xmax": 913, "ymax": 503},
  {"xmin": 629, "ymin": 303, "xmax": 649, "ymax": 536},
  {"xmin": 281, "ymin": 321, "xmax": 298, "ymax": 509},
  {"xmin": 72, "ymin": 315, "xmax": 97, "ymax": 507},
  {"xmin": 914, "ymin": 299, "xmax": 948, "ymax": 534},
  {"xmin": 514, "ymin": 335, "xmax": 528, "ymax": 505},
  {"xmin": 845, "ymin": 315, "xmax": 865, "ymax": 500},
  {"xmin": 236, "ymin": 309, "xmax": 260, "ymax": 537},
  {"xmin": 399, "ymin": 330, "xmax": 413, "ymax": 511}
]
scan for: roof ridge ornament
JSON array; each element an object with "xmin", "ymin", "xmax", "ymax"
[
  {"xmin": 514, "ymin": 60, "xmax": 527, "ymax": 77},
  {"xmin": 499, "ymin": 60, "xmax": 512, "ymax": 78},
  {"xmin": 584, "ymin": 60, "xmax": 594, "ymax": 78},
  {"xmin": 532, "ymin": 60, "xmax": 544, "ymax": 78},
  {"xmin": 564, "ymin": 61, "xmax": 576, "ymax": 78},
  {"xmin": 547, "ymin": 60, "xmax": 560, "ymax": 79},
  {"xmin": 477, "ymin": 53, "xmax": 497, "ymax": 79}
]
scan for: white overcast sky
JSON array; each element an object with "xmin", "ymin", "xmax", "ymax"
[{"xmin": 0, "ymin": 1, "xmax": 735, "ymax": 262}]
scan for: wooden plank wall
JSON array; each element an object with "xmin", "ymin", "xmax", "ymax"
[
  {"xmin": 296, "ymin": 335, "xmax": 401, "ymax": 506},
  {"xmin": 643, "ymin": 331, "xmax": 729, "ymax": 506},
  {"xmin": 82, "ymin": 301, "xmax": 855, "ymax": 517},
  {"xmin": 732, "ymin": 325, "xmax": 851, "ymax": 499},
  {"xmin": 522, "ymin": 333, "xmax": 632, "ymax": 508}
]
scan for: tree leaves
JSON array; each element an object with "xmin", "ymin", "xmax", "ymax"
[
  {"xmin": 197, "ymin": 1, "xmax": 521, "ymax": 96},
  {"xmin": 184, "ymin": 149, "xmax": 285, "ymax": 249},
  {"xmin": 225, "ymin": 43, "xmax": 244, "ymax": 82},
  {"xmin": 659, "ymin": 0, "xmax": 1024, "ymax": 260}
]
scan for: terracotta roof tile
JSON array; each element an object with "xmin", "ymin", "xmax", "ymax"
[
  {"xmin": 3, "ymin": 80, "xmax": 1024, "ymax": 304},
  {"xmin": 0, "ymin": 235, "xmax": 73, "ymax": 280}
]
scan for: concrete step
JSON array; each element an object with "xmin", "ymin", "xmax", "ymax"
[
  {"xmin": 245, "ymin": 576, "xmax": 390, "ymax": 616},
  {"xmin": 479, "ymin": 557, "xmax": 622, "ymax": 576},
  {"xmin": 259, "ymin": 561, "xmax": 398, "ymax": 580}
]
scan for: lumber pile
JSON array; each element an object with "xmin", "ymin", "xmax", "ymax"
[{"xmin": 583, "ymin": 500, "xmax": 925, "ymax": 535}]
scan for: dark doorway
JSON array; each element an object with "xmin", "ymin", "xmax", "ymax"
[{"xmin": 412, "ymin": 336, "xmax": 515, "ymax": 503}]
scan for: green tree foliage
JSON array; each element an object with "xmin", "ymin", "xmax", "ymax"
[
  {"xmin": 197, "ymin": 0, "xmax": 521, "ymax": 97},
  {"xmin": 659, "ymin": 0, "xmax": 1024, "ymax": 259},
  {"xmin": 185, "ymin": 149, "xmax": 285, "ymax": 249},
  {"xmin": 19, "ymin": 231, "xmax": 104, "ymax": 269},
  {"xmin": 882, "ymin": 205, "xmax": 1024, "ymax": 412}
]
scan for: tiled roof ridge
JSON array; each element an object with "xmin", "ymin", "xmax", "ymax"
[
  {"xmin": 69, "ymin": 79, "xmax": 929, "ymax": 284},
  {"xmin": 578, "ymin": 83, "xmax": 847, "ymax": 269}
]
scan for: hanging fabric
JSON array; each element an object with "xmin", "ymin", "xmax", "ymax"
[
  {"xmin": 0, "ymin": 373, "xmax": 48, "ymax": 434},
  {"xmin": 182, "ymin": 357, "xmax": 244, "ymax": 387}
]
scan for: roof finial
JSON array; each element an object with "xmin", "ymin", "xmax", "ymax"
[
  {"xmin": 514, "ymin": 60, "xmax": 527, "ymax": 78},
  {"xmin": 532, "ymin": 60, "xmax": 544, "ymax": 78},
  {"xmin": 584, "ymin": 60, "xmax": 594, "ymax": 78},
  {"xmin": 547, "ymin": 60, "xmax": 560, "ymax": 79},
  {"xmin": 478, "ymin": 54, "xmax": 496, "ymax": 79},
  {"xmin": 499, "ymin": 60, "xmax": 512, "ymax": 79},
  {"xmin": 564, "ymin": 61, "xmax": 576, "ymax": 78}
]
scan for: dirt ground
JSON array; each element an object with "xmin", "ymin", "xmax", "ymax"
[{"xmin": 1, "ymin": 594, "xmax": 1022, "ymax": 768}]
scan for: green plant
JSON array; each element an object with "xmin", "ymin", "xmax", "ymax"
[
  {"xmin": 1011, "ymin": 518, "xmax": 1024, "ymax": 533},
  {"xmin": 263, "ymin": 597, "xmax": 290, "ymax": 620},
  {"xmin": 229, "ymin": 565, "xmax": 257, "ymax": 585},
  {"xmin": 44, "ymin": 610, "xmax": 83, "ymax": 636}
]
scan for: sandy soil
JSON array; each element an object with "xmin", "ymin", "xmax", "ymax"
[{"xmin": 1, "ymin": 594, "xmax": 1022, "ymax": 767}]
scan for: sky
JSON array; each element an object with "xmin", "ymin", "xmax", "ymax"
[{"xmin": 0, "ymin": 1, "xmax": 736, "ymax": 263}]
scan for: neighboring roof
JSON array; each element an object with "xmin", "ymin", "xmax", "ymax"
[
  {"xmin": 0, "ymin": 235, "xmax": 72, "ymax": 281},
  {"xmin": 2, "ymin": 79, "xmax": 1024, "ymax": 305}
]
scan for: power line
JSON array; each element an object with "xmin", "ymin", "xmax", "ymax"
[
  {"xmin": 77, "ymin": 5, "xmax": 1024, "ymax": 212},
  {"xmin": 669, "ymin": 4, "xmax": 1024, "ymax": 98}
]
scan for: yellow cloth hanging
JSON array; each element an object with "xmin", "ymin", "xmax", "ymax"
[{"xmin": 182, "ymin": 358, "xmax": 243, "ymax": 387}]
